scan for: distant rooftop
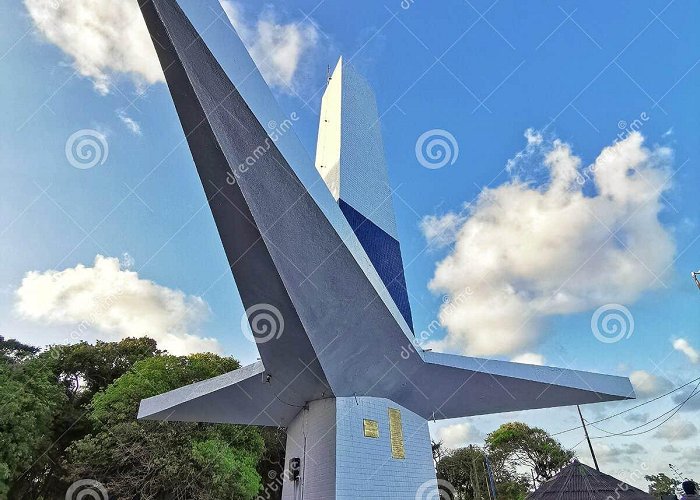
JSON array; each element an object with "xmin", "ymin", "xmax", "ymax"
[{"xmin": 527, "ymin": 460, "xmax": 653, "ymax": 500}]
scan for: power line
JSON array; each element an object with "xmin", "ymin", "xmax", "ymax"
[
  {"xmin": 588, "ymin": 381, "xmax": 700, "ymax": 439},
  {"xmin": 587, "ymin": 384, "xmax": 699, "ymax": 437},
  {"xmin": 552, "ymin": 376, "xmax": 700, "ymax": 437}
]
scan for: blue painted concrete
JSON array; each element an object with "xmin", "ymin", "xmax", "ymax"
[{"xmin": 339, "ymin": 199, "xmax": 413, "ymax": 331}]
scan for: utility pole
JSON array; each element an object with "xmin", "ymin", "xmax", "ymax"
[{"xmin": 577, "ymin": 405, "xmax": 600, "ymax": 471}]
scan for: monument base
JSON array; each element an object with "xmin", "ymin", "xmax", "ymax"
[{"xmin": 281, "ymin": 396, "xmax": 437, "ymax": 499}]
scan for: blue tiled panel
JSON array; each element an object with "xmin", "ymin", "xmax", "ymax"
[{"xmin": 338, "ymin": 199, "xmax": 413, "ymax": 331}]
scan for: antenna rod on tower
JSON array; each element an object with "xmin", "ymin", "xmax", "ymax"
[{"xmin": 577, "ymin": 405, "xmax": 600, "ymax": 471}]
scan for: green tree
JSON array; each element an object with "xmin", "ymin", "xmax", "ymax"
[
  {"xmin": 0, "ymin": 350, "xmax": 65, "ymax": 498},
  {"xmin": 436, "ymin": 444, "xmax": 530, "ymax": 500},
  {"xmin": 257, "ymin": 427, "xmax": 286, "ymax": 500},
  {"xmin": 495, "ymin": 474, "xmax": 530, "ymax": 500},
  {"xmin": 437, "ymin": 445, "xmax": 489, "ymax": 499},
  {"xmin": 6, "ymin": 337, "xmax": 160, "ymax": 498},
  {"xmin": 485, "ymin": 422, "xmax": 573, "ymax": 483},
  {"xmin": 0, "ymin": 336, "xmax": 39, "ymax": 364},
  {"xmin": 45, "ymin": 337, "xmax": 161, "ymax": 405},
  {"xmin": 645, "ymin": 472, "xmax": 680, "ymax": 496},
  {"xmin": 64, "ymin": 353, "xmax": 265, "ymax": 500}
]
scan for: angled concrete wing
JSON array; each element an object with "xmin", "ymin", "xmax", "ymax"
[
  {"xmin": 139, "ymin": 0, "xmax": 332, "ymax": 408},
  {"xmin": 138, "ymin": 0, "xmax": 424, "ymax": 403},
  {"xmin": 137, "ymin": 361, "xmax": 305, "ymax": 426},
  {"xmin": 414, "ymin": 352, "xmax": 635, "ymax": 419}
]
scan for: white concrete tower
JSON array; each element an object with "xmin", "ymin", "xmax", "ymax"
[
  {"xmin": 281, "ymin": 397, "xmax": 437, "ymax": 499},
  {"xmin": 315, "ymin": 58, "xmax": 414, "ymax": 330}
]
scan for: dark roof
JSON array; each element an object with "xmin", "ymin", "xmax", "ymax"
[{"xmin": 527, "ymin": 461, "xmax": 654, "ymax": 500}]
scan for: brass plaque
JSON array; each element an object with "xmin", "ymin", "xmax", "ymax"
[
  {"xmin": 388, "ymin": 408, "xmax": 405, "ymax": 459},
  {"xmin": 363, "ymin": 419, "xmax": 379, "ymax": 438}
]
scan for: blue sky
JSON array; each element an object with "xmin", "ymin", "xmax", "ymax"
[{"xmin": 2, "ymin": 0, "xmax": 699, "ymax": 488}]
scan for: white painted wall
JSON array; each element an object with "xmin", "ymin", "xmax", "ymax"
[
  {"xmin": 315, "ymin": 59, "xmax": 343, "ymax": 200},
  {"xmin": 335, "ymin": 397, "xmax": 437, "ymax": 499},
  {"xmin": 282, "ymin": 398, "xmax": 337, "ymax": 500},
  {"xmin": 281, "ymin": 397, "xmax": 437, "ymax": 499}
]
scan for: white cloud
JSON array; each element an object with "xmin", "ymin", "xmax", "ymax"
[
  {"xmin": 117, "ymin": 110, "xmax": 142, "ymax": 136},
  {"xmin": 672, "ymin": 389, "xmax": 700, "ymax": 412},
  {"xmin": 24, "ymin": 0, "xmax": 164, "ymax": 94},
  {"xmin": 524, "ymin": 127, "xmax": 543, "ymax": 147},
  {"xmin": 680, "ymin": 446, "xmax": 700, "ymax": 465},
  {"xmin": 120, "ymin": 252, "xmax": 135, "ymax": 270},
  {"xmin": 654, "ymin": 419, "xmax": 698, "ymax": 441},
  {"xmin": 422, "ymin": 131, "xmax": 674, "ymax": 356},
  {"xmin": 511, "ymin": 352, "xmax": 545, "ymax": 365},
  {"xmin": 629, "ymin": 370, "xmax": 672, "ymax": 398},
  {"xmin": 673, "ymin": 338, "xmax": 699, "ymax": 364},
  {"xmin": 432, "ymin": 422, "xmax": 483, "ymax": 449},
  {"xmin": 596, "ymin": 443, "xmax": 646, "ymax": 463},
  {"xmin": 14, "ymin": 255, "xmax": 219, "ymax": 355},
  {"xmin": 221, "ymin": 0, "xmax": 319, "ymax": 92},
  {"xmin": 420, "ymin": 213, "xmax": 467, "ymax": 249},
  {"xmin": 626, "ymin": 412, "xmax": 649, "ymax": 424}
]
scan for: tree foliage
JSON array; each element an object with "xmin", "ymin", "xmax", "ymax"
[
  {"xmin": 645, "ymin": 472, "xmax": 680, "ymax": 496},
  {"xmin": 0, "ymin": 336, "xmax": 271, "ymax": 500},
  {"xmin": 437, "ymin": 445, "xmax": 489, "ymax": 499},
  {"xmin": 45, "ymin": 337, "xmax": 161, "ymax": 405},
  {"xmin": 0, "ymin": 354, "xmax": 65, "ymax": 498},
  {"xmin": 0, "ymin": 336, "xmax": 39, "ymax": 364},
  {"xmin": 485, "ymin": 422, "xmax": 573, "ymax": 483},
  {"xmin": 64, "ymin": 353, "xmax": 265, "ymax": 499},
  {"xmin": 436, "ymin": 444, "xmax": 529, "ymax": 500},
  {"xmin": 3, "ymin": 337, "xmax": 161, "ymax": 498}
]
